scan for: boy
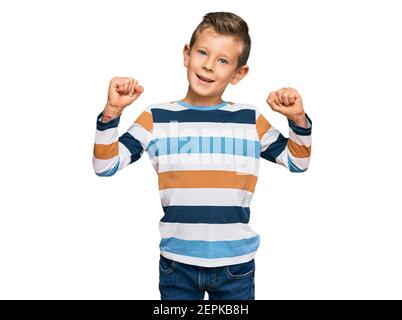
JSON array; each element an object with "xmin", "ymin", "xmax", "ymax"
[{"xmin": 92, "ymin": 12, "xmax": 312, "ymax": 300}]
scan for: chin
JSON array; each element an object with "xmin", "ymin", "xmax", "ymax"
[{"xmin": 189, "ymin": 85, "xmax": 210, "ymax": 97}]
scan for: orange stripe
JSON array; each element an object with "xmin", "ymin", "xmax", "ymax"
[
  {"xmin": 135, "ymin": 111, "xmax": 153, "ymax": 132},
  {"xmin": 288, "ymin": 140, "xmax": 311, "ymax": 158},
  {"xmin": 93, "ymin": 141, "xmax": 118, "ymax": 160},
  {"xmin": 256, "ymin": 114, "xmax": 271, "ymax": 141},
  {"xmin": 158, "ymin": 170, "xmax": 257, "ymax": 193}
]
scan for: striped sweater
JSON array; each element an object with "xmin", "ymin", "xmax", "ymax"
[{"xmin": 93, "ymin": 100, "xmax": 312, "ymax": 267}]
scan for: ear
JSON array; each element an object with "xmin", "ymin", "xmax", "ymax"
[
  {"xmin": 230, "ymin": 65, "xmax": 249, "ymax": 85},
  {"xmin": 183, "ymin": 44, "xmax": 190, "ymax": 68}
]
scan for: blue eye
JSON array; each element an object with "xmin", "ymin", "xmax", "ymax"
[{"xmin": 197, "ymin": 50, "xmax": 228, "ymax": 64}]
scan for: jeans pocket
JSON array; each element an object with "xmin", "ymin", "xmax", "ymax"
[
  {"xmin": 159, "ymin": 255, "xmax": 175, "ymax": 275},
  {"xmin": 225, "ymin": 259, "xmax": 255, "ymax": 279}
]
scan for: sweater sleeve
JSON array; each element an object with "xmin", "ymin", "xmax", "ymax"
[
  {"xmin": 92, "ymin": 106, "xmax": 154, "ymax": 177},
  {"xmin": 255, "ymin": 108, "xmax": 312, "ymax": 172}
]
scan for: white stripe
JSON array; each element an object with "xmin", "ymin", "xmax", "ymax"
[
  {"xmin": 126, "ymin": 123, "xmax": 153, "ymax": 150},
  {"xmin": 151, "ymin": 101, "xmax": 256, "ymax": 113},
  {"xmin": 288, "ymin": 153, "xmax": 310, "ymax": 169},
  {"xmin": 92, "ymin": 155, "xmax": 119, "ymax": 173},
  {"xmin": 117, "ymin": 142, "xmax": 134, "ymax": 170},
  {"xmin": 92, "ymin": 142, "xmax": 139, "ymax": 173},
  {"xmin": 289, "ymin": 127, "xmax": 312, "ymax": 146},
  {"xmin": 161, "ymin": 250, "xmax": 257, "ymax": 268},
  {"xmin": 95, "ymin": 127, "xmax": 118, "ymax": 144},
  {"xmin": 260, "ymin": 127, "xmax": 281, "ymax": 152},
  {"xmin": 151, "ymin": 102, "xmax": 188, "ymax": 112},
  {"xmin": 255, "ymin": 109, "xmax": 261, "ymax": 120},
  {"xmin": 220, "ymin": 102, "xmax": 255, "ymax": 112},
  {"xmin": 275, "ymin": 148, "xmax": 310, "ymax": 170},
  {"xmin": 153, "ymin": 153, "xmax": 260, "ymax": 175},
  {"xmin": 275, "ymin": 148, "xmax": 289, "ymax": 168},
  {"xmin": 159, "ymin": 188, "xmax": 254, "ymax": 207},
  {"xmin": 153, "ymin": 122, "xmax": 257, "ymax": 140},
  {"xmin": 159, "ymin": 222, "xmax": 257, "ymax": 241}
]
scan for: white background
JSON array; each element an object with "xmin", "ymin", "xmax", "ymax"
[{"xmin": 1, "ymin": 0, "xmax": 401, "ymax": 299}]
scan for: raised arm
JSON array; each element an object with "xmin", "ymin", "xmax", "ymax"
[
  {"xmin": 256, "ymin": 87, "xmax": 312, "ymax": 172},
  {"xmin": 92, "ymin": 77, "xmax": 153, "ymax": 177}
]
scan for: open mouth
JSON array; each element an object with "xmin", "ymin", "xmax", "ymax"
[{"xmin": 196, "ymin": 74, "xmax": 215, "ymax": 82}]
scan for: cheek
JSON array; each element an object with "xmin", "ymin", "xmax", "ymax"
[
  {"xmin": 217, "ymin": 72, "xmax": 231, "ymax": 83},
  {"xmin": 188, "ymin": 53, "xmax": 200, "ymax": 64}
]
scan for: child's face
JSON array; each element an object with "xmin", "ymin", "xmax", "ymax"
[{"xmin": 183, "ymin": 28, "xmax": 249, "ymax": 100}]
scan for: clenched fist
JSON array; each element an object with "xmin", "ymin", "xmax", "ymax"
[
  {"xmin": 103, "ymin": 77, "xmax": 144, "ymax": 121},
  {"xmin": 267, "ymin": 87, "xmax": 307, "ymax": 127}
]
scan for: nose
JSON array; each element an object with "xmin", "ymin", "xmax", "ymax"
[{"xmin": 202, "ymin": 58, "xmax": 214, "ymax": 72}]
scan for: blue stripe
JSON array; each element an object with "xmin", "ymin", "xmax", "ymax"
[
  {"xmin": 161, "ymin": 206, "xmax": 250, "ymax": 224},
  {"xmin": 160, "ymin": 236, "xmax": 260, "ymax": 259},
  {"xmin": 260, "ymin": 133, "xmax": 288, "ymax": 162},
  {"xmin": 152, "ymin": 108, "xmax": 256, "ymax": 124},
  {"xmin": 288, "ymin": 157, "xmax": 307, "ymax": 172},
  {"xmin": 288, "ymin": 113, "xmax": 312, "ymax": 136},
  {"xmin": 147, "ymin": 136, "xmax": 260, "ymax": 159},
  {"xmin": 119, "ymin": 132, "xmax": 144, "ymax": 164},
  {"xmin": 96, "ymin": 111, "xmax": 120, "ymax": 131},
  {"xmin": 96, "ymin": 159, "xmax": 120, "ymax": 177},
  {"xmin": 177, "ymin": 100, "xmax": 228, "ymax": 110}
]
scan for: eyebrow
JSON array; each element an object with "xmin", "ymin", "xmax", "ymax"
[{"xmin": 195, "ymin": 46, "xmax": 233, "ymax": 60}]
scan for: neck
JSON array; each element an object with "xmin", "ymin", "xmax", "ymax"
[{"xmin": 182, "ymin": 86, "xmax": 224, "ymax": 106}]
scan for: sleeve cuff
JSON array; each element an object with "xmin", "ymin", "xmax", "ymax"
[
  {"xmin": 96, "ymin": 111, "xmax": 121, "ymax": 131},
  {"xmin": 288, "ymin": 113, "xmax": 312, "ymax": 136}
]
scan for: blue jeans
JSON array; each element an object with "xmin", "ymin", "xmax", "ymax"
[{"xmin": 159, "ymin": 255, "xmax": 255, "ymax": 300}]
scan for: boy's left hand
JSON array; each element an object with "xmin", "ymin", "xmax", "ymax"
[{"xmin": 267, "ymin": 87, "xmax": 307, "ymax": 127}]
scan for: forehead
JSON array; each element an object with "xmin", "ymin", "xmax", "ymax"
[{"xmin": 194, "ymin": 28, "xmax": 243, "ymax": 58}]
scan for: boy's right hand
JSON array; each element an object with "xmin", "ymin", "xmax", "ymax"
[{"xmin": 103, "ymin": 77, "xmax": 144, "ymax": 120}]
